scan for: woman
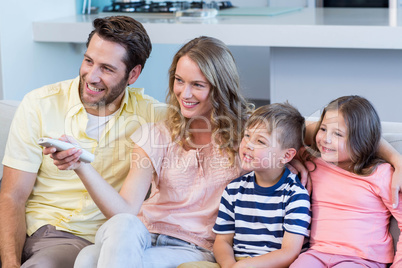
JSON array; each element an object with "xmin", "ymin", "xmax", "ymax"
[{"xmin": 52, "ymin": 36, "xmax": 251, "ymax": 267}]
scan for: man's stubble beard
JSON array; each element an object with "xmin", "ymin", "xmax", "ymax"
[{"xmin": 79, "ymin": 74, "xmax": 129, "ymax": 111}]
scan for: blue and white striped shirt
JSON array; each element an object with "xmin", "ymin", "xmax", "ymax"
[{"xmin": 213, "ymin": 168, "xmax": 311, "ymax": 257}]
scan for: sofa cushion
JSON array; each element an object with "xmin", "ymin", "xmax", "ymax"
[{"xmin": 0, "ymin": 100, "xmax": 20, "ymax": 179}]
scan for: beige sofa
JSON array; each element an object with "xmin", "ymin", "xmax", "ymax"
[
  {"xmin": 0, "ymin": 100, "xmax": 401, "ymax": 261},
  {"xmin": 0, "ymin": 100, "xmax": 20, "ymax": 180}
]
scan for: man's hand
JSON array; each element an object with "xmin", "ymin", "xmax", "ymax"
[{"xmin": 42, "ymin": 135, "xmax": 83, "ymax": 170}]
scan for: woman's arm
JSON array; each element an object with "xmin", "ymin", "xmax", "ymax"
[
  {"xmin": 46, "ymin": 141, "xmax": 153, "ymax": 219},
  {"xmin": 76, "ymin": 146, "xmax": 153, "ymax": 218}
]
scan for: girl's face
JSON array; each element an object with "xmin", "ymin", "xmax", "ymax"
[
  {"xmin": 173, "ymin": 55, "xmax": 213, "ymax": 120},
  {"xmin": 316, "ymin": 110, "xmax": 353, "ymax": 170}
]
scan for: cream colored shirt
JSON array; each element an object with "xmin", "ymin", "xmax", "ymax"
[
  {"xmin": 2, "ymin": 77, "xmax": 166, "ymax": 242},
  {"xmin": 131, "ymin": 122, "xmax": 242, "ymax": 250}
]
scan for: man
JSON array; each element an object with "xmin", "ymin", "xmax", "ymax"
[{"xmin": 0, "ymin": 16, "xmax": 165, "ymax": 267}]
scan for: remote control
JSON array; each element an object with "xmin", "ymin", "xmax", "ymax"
[{"xmin": 38, "ymin": 137, "xmax": 95, "ymax": 163}]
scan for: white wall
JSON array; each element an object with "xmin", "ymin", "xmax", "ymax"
[
  {"xmin": 132, "ymin": 44, "xmax": 271, "ymax": 103},
  {"xmin": 270, "ymin": 47, "xmax": 402, "ymax": 122},
  {"xmin": 0, "ymin": 26, "xmax": 3, "ymax": 99},
  {"xmin": 0, "ymin": 1, "xmax": 82, "ymax": 100},
  {"xmin": 0, "ymin": 0, "xmax": 273, "ymax": 103},
  {"xmin": 2, "ymin": 0, "xmax": 401, "ymax": 122},
  {"xmin": 115, "ymin": 0, "xmax": 272, "ymax": 102}
]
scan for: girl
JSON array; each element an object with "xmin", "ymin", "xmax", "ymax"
[{"xmin": 291, "ymin": 95, "xmax": 402, "ymax": 268}]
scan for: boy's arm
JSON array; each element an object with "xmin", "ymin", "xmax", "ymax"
[
  {"xmin": 213, "ymin": 233, "xmax": 237, "ymax": 268},
  {"xmin": 234, "ymin": 231, "xmax": 304, "ymax": 268}
]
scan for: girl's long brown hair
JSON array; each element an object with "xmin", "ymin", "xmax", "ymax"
[{"xmin": 304, "ymin": 95, "xmax": 384, "ymax": 175}]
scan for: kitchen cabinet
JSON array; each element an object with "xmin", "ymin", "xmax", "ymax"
[{"xmin": 32, "ymin": 8, "xmax": 402, "ymax": 121}]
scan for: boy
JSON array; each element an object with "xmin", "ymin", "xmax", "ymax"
[{"xmin": 179, "ymin": 102, "xmax": 311, "ymax": 268}]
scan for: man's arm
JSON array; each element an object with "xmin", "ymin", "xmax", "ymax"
[
  {"xmin": 234, "ymin": 231, "xmax": 304, "ymax": 268},
  {"xmin": 213, "ymin": 233, "xmax": 236, "ymax": 268},
  {"xmin": 0, "ymin": 167, "xmax": 36, "ymax": 267}
]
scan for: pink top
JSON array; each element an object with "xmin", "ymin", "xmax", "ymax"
[
  {"xmin": 131, "ymin": 122, "xmax": 241, "ymax": 250},
  {"xmin": 307, "ymin": 154, "xmax": 402, "ymax": 265}
]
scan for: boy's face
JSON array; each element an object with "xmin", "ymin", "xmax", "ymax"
[{"xmin": 239, "ymin": 125, "xmax": 289, "ymax": 173}]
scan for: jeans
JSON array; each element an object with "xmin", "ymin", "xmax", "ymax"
[{"xmin": 74, "ymin": 213, "xmax": 215, "ymax": 268}]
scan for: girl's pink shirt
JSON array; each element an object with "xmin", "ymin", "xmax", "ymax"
[
  {"xmin": 307, "ymin": 155, "xmax": 402, "ymax": 265},
  {"xmin": 131, "ymin": 122, "xmax": 241, "ymax": 250}
]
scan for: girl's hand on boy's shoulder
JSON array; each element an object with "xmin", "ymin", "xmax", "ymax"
[{"xmin": 287, "ymin": 159, "xmax": 312, "ymax": 194}]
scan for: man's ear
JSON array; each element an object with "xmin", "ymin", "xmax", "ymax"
[
  {"xmin": 281, "ymin": 148, "xmax": 297, "ymax": 164},
  {"xmin": 127, "ymin": 64, "xmax": 142, "ymax": 85}
]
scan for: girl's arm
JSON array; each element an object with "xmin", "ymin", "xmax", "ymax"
[
  {"xmin": 378, "ymin": 165, "xmax": 402, "ymax": 267},
  {"xmin": 286, "ymin": 120, "xmax": 317, "ymax": 190},
  {"xmin": 213, "ymin": 233, "xmax": 237, "ymax": 268},
  {"xmin": 233, "ymin": 232, "xmax": 304, "ymax": 268},
  {"xmin": 378, "ymin": 138, "xmax": 402, "ymax": 208},
  {"xmin": 385, "ymin": 196, "xmax": 402, "ymax": 267},
  {"xmin": 304, "ymin": 120, "xmax": 318, "ymax": 146},
  {"xmin": 288, "ymin": 158, "xmax": 312, "ymax": 194}
]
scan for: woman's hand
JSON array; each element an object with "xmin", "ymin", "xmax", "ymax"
[{"xmin": 42, "ymin": 135, "xmax": 83, "ymax": 170}]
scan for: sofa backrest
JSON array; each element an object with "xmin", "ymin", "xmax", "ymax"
[{"xmin": 0, "ymin": 100, "xmax": 20, "ymax": 179}]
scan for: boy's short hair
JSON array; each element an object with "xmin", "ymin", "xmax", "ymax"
[{"xmin": 246, "ymin": 102, "xmax": 305, "ymax": 150}]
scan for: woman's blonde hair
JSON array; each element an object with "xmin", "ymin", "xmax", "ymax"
[{"xmin": 165, "ymin": 36, "xmax": 252, "ymax": 164}]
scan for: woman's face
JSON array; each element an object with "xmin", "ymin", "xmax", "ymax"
[
  {"xmin": 315, "ymin": 109, "xmax": 353, "ymax": 170},
  {"xmin": 173, "ymin": 55, "xmax": 213, "ymax": 120}
]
